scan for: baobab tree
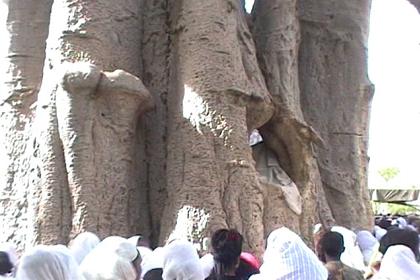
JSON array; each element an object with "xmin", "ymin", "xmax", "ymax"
[{"xmin": 0, "ymin": 0, "xmax": 376, "ymax": 255}]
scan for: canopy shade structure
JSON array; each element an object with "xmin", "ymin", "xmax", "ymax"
[{"xmin": 370, "ymin": 189, "xmax": 420, "ymax": 203}]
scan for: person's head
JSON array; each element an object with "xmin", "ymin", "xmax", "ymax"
[
  {"xmin": 16, "ymin": 245, "xmax": 83, "ymax": 280},
  {"xmin": 143, "ymin": 268, "xmax": 163, "ymax": 280},
  {"xmin": 378, "ymin": 217, "xmax": 392, "ymax": 230},
  {"xmin": 68, "ymin": 231, "xmax": 100, "ymax": 264},
  {"xmin": 0, "ymin": 251, "xmax": 13, "ymax": 275},
  {"xmin": 0, "ymin": 243, "xmax": 17, "ymax": 269},
  {"xmin": 162, "ymin": 240, "xmax": 203, "ymax": 280},
  {"xmin": 379, "ymin": 228, "xmax": 419, "ymax": 259},
  {"xmin": 211, "ymin": 229, "xmax": 243, "ymax": 278},
  {"xmin": 320, "ymin": 231, "xmax": 345, "ymax": 262},
  {"xmin": 80, "ymin": 236, "xmax": 139, "ymax": 280},
  {"xmin": 255, "ymin": 227, "xmax": 328, "ymax": 279}
]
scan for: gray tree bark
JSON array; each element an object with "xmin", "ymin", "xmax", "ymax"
[
  {"xmin": 252, "ymin": 0, "xmax": 335, "ymax": 240},
  {"xmin": 298, "ymin": 0, "xmax": 374, "ymax": 230},
  {"xmin": 0, "ymin": 0, "xmax": 53, "ymax": 249},
  {"xmin": 0, "ymin": 0, "xmax": 374, "ymax": 254}
]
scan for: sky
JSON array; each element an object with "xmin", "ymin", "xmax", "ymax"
[
  {"xmin": 244, "ymin": 0, "xmax": 420, "ymax": 188},
  {"xmin": 368, "ymin": 0, "xmax": 420, "ymax": 188}
]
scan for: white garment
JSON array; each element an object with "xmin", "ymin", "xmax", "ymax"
[
  {"xmin": 250, "ymin": 227, "xmax": 328, "ymax": 280},
  {"xmin": 249, "ymin": 129, "xmax": 263, "ymax": 146},
  {"xmin": 374, "ymin": 226, "xmax": 387, "ymax": 241},
  {"xmin": 141, "ymin": 247, "xmax": 164, "ymax": 278},
  {"xmin": 331, "ymin": 226, "xmax": 366, "ymax": 271},
  {"xmin": 356, "ymin": 230, "xmax": 379, "ymax": 265},
  {"xmin": 138, "ymin": 246, "xmax": 152, "ymax": 260},
  {"xmin": 15, "ymin": 245, "xmax": 83, "ymax": 280},
  {"xmin": 396, "ymin": 217, "xmax": 408, "ymax": 229},
  {"xmin": 69, "ymin": 232, "xmax": 100, "ymax": 264},
  {"xmin": 162, "ymin": 240, "xmax": 204, "ymax": 280},
  {"xmin": 0, "ymin": 243, "xmax": 17, "ymax": 267},
  {"xmin": 80, "ymin": 236, "xmax": 137, "ymax": 280},
  {"xmin": 199, "ymin": 253, "xmax": 214, "ymax": 278},
  {"xmin": 374, "ymin": 245, "xmax": 420, "ymax": 280}
]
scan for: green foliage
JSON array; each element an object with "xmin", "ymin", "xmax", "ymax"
[{"xmin": 378, "ymin": 167, "xmax": 400, "ymax": 182}]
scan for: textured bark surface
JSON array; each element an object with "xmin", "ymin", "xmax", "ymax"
[
  {"xmin": 31, "ymin": 0, "xmax": 152, "ymax": 244},
  {"xmin": 0, "ymin": 0, "xmax": 53, "ymax": 249},
  {"xmin": 252, "ymin": 0, "xmax": 334, "ymax": 240},
  {"xmin": 298, "ymin": 0, "xmax": 374, "ymax": 230},
  {"xmin": 141, "ymin": 0, "xmax": 170, "ymax": 246},
  {"xmin": 0, "ymin": 0, "xmax": 374, "ymax": 254},
  {"xmin": 160, "ymin": 0, "xmax": 273, "ymax": 255}
]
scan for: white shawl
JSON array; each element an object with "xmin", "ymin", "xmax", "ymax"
[
  {"xmin": 16, "ymin": 245, "xmax": 83, "ymax": 280},
  {"xmin": 356, "ymin": 230, "xmax": 379, "ymax": 265},
  {"xmin": 80, "ymin": 236, "xmax": 137, "ymax": 280},
  {"xmin": 374, "ymin": 245, "xmax": 420, "ymax": 280},
  {"xmin": 162, "ymin": 240, "xmax": 204, "ymax": 280},
  {"xmin": 69, "ymin": 232, "xmax": 100, "ymax": 264},
  {"xmin": 250, "ymin": 227, "xmax": 328, "ymax": 280},
  {"xmin": 331, "ymin": 226, "xmax": 366, "ymax": 271}
]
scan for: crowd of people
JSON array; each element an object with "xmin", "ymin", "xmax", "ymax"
[{"xmin": 0, "ymin": 215, "xmax": 420, "ymax": 280}]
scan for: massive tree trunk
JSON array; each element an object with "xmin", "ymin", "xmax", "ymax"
[
  {"xmin": 0, "ymin": 0, "xmax": 374, "ymax": 253},
  {"xmin": 252, "ymin": 0, "xmax": 335, "ymax": 240},
  {"xmin": 0, "ymin": 0, "xmax": 53, "ymax": 248},
  {"xmin": 298, "ymin": 0, "xmax": 374, "ymax": 230}
]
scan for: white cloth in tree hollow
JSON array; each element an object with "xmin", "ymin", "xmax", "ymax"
[
  {"xmin": 250, "ymin": 227, "xmax": 328, "ymax": 280},
  {"xmin": 162, "ymin": 240, "xmax": 204, "ymax": 280},
  {"xmin": 15, "ymin": 245, "xmax": 83, "ymax": 280},
  {"xmin": 69, "ymin": 232, "xmax": 100, "ymax": 264}
]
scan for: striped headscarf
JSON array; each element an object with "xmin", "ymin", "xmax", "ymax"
[{"xmin": 250, "ymin": 227, "xmax": 328, "ymax": 280}]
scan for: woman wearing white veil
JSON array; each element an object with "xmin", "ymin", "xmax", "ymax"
[
  {"xmin": 69, "ymin": 232, "xmax": 100, "ymax": 265},
  {"xmin": 250, "ymin": 227, "xmax": 328, "ymax": 280},
  {"xmin": 15, "ymin": 245, "xmax": 83, "ymax": 280}
]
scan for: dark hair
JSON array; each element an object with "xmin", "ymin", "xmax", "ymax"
[
  {"xmin": 378, "ymin": 217, "xmax": 392, "ymax": 230},
  {"xmin": 320, "ymin": 231, "xmax": 345, "ymax": 259},
  {"xmin": 210, "ymin": 229, "xmax": 243, "ymax": 280},
  {"xmin": 0, "ymin": 251, "xmax": 13, "ymax": 275},
  {"xmin": 379, "ymin": 228, "xmax": 419, "ymax": 258},
  {"xmin": 144, "ymin": 268, "xmax": 163, "ymax": 280}
]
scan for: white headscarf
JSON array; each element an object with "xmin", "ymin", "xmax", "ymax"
[
  {"xmin": 356, "ymin": 230, "xmax": 379, "ymax": 265},
  {"xmin": 374, "ymin": 245, "xmax": 420, "ymax": 280},
  {"xmin": 162, "ymin": 240, "xmax": 204, "ymax": 280},
  {"xmin": 69, "ymin": 232, "xmax": 100, "ymax": 264},
  {"xmin": 141, "ymin": 247, "xmax": 164, "ymax": 278},
  {"xmin": 396, "ymin": 217, "xmax": 408, "ymax": 229},
  {"xmin": 374, "ymin": 226, "xmax": 387, "ymax": 241},
  {"xmin": 199, "ymin": 253, "xmax": 214, "ymax": 278},
  {"xmin": 80, "ymin": 236, "xmax": 138, "ymax": 280},
  {"xmin": 16, "ymin": 245, "xmax": 83, "ymax": 280},
  {"xmin": 331, "ymin": 226, "xmax": 366, "ymax": 271},
  {"xmin": 250, "ymin": 227, "xmax": 328, "ymax": 280}
]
